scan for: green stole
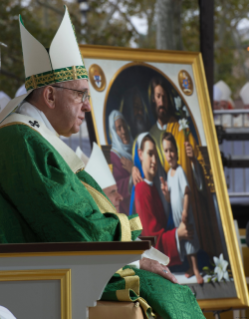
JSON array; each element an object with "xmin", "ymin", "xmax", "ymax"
[{"xmin": 0, "ymin": 113, "xmax": 142, "ymax": 242}]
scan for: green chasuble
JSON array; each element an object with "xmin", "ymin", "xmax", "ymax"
[
  {"xmin": 0, "ymin": 123, "xmax": 139, "ymax": 243},
  {"xmin": 0, "ymin": 122, "xmax": 205, "ymax": 319}
]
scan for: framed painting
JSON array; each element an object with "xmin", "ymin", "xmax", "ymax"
[{"xmin": 80, "ymin": 44, "xmax": 249, "ymax": 310}]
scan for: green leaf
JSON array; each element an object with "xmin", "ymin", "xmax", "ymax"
[{"xmin": 202, "ymin": 266, "xmax": 210, "ymax": 271}]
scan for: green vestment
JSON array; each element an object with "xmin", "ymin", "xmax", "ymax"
[{"xmin": 0, "ymin": 122, "xmax": 204, "ymax": 319}]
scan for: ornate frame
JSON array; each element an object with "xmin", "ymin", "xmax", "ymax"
[
  {"xmin": 79, "ymin": 44, "xmax": 249, "ymax": 310},
  {"xmin": 0, "ymin": 269, "xmax": 71, "ymax": 319}
]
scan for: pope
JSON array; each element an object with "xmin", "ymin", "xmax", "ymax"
[{"xmin": 0, "ymin": 6, "xmax": 205, "ymax": 319}]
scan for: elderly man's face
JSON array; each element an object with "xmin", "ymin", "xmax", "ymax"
[
  {"xmin": 54, "ymin": 79, "xmax": 91, "ymax": 136},
  {"xmin": 103, "ymin": 184, "xmax": 123, "ymax": 212}
]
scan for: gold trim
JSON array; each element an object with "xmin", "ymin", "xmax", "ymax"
[
  {"xmin": 129, "ymin": 216, "xmax": 143, "ymax": 232},
  {"xmin": 31, "ymin": 75, "xmax": 37, "ymax": 89},
  {"xmin": 79, "ymin": 44, "xmax": 249, "ymax": 309},
  {"xmin": 72, "ymin": 65, "xmax": 77, "ymax": 80},
  {"xmin": 0, "ymin": 269, "xmax": 71, "ymax": 319},
  {"xmin": 116, "ymin": 268, "xmax": 136, "ymax": 277},
  {"xmin": 124, "ymin": 275, "xmax": 140, "ymax": 296},
  {"xmin": 25, "ymin": 66, "xmax": 88, "ymax": 91},
  {"xmin": 82, "ymin": 181, "xmax": 132, "ymax": 241},
  {"xmin": 115, "ymin": 268, "xmax": 140, "ymax": 296},
  {"xmin": 116, "ymin": 288, "xmax": 132, "ymax": 301}
]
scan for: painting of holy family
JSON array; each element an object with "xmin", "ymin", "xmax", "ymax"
[{"xmin": 81, "ymin": 45, "xmax": 248, "ymax": 308}]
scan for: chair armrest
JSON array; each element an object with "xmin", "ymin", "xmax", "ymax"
[{"xmin": 0, "ymin": 241, "xmax": 151, "ymax": 254}]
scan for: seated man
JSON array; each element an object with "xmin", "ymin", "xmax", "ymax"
[
  {"xmin": 83, "ymin": 142, "xmax": 124, "ymax": 213},
  {"xmin": 0, "ymin": 7, "xmax": 204, "ymax": 319}
]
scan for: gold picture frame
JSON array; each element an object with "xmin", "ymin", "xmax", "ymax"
[
  {"xmin": 0, "ymin": 268, "xmax": 71, "ymax": 319},
  {"xmin": 80, "ymin": 44, "xmax": 249, "ymax": 310}
]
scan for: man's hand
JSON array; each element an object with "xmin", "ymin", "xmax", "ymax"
[
  {"xmin": 184, "ymin": 142, "xmax": 195, "ymax": 162},
  {"xmin": 120, "ymin": 157, "xmax": 133, "ymax": 174},
  {"xmin": 160, "ymin": 177, "xmax": 170, "ymax": 202},
  {"xmin": 132, "ymin": 166, "xmax": 143, "ymax": 185},
  {"xmin": 177, "ymin": 221, "xmax": 193, "ymax": 241},
  {"xmin": 140, "ymin": 257, "xmax": 178, "ymax": 284}
]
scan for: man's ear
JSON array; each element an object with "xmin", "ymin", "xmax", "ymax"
[
  {"xmin": 43, "ymin": 86, "xmax": 56, "ymax": 109},
  {"xmin": 138, "ymin": 148, "xmax": 143, "ymax": 161}
]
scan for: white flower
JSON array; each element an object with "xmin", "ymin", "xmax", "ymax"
[
  {"xmin": 178, "ymin": 118, "xmax": 189, "ymax": 131},
  {"xmin": 174, "ymin": 96, "xmax": 182, "ymax": 111},
  {"xmin": 183, "ymin": 106, "xmax": 190, "ymax": 117},
  {"xmin": 213, "ymin": 253, "xmax": 229, "ymax": 282}
]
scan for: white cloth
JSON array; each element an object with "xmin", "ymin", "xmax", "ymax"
[
  {"xmin": 215, "ymin": 80, "xmax": 231, "ymax": 101},
  {"xmin": 137, "ymin": 132, "xmax": 149, "ymax": 149},
  {"xmin": 0, "ymin": 306, "xmax": 16, "ymax": 319},
  {"xmin": 167, "ymin": 165, "xmax": 199, "ymax": 260},
  {"xmin": 129, "ymin": 238, "xmax": 170, "ymax": 269},
  {"xmin": 240, "ymin": 82, "xmax": 249, "ymax": 105},
  {"xmin": 75, "ymin": 146, "xmax": 89, "ymax": 165},
  {"xmin": 17, "ymin": 102, "xmax": 56, "ymax": 134},
  {"xmin": 108, "ymin": 110, "xmax": 133, "ymax": 160},
  {"xmin": 144, "ymin": 179, "xmax": 153, "ymax": 186},
  {"xmin": 15, "ymin": 84, "xmax": 27, "ymax": 97},
  {"xmin": 156, "ymin": 121, "xmax": 167, "ymax": 131},
  {"xmin": 213, "ymin": 85, "xmax": 222, "ymax": 102}
]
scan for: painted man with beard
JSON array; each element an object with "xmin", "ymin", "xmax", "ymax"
[
  {"xmin": 122, "ymin": 87, "xmax": 150, "ymax": 139},
  {"xmin": 149, "ymin": 76, "xmax": 223, "ymax": 260}
]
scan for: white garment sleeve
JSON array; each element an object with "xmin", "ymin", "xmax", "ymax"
[
  {"xmin": 128, "ymin": 259, "xmax": 140, "ymax": 269},
  {"xmin": 128, "ymin": 238, "xmax": 170, "ymax": 268}
]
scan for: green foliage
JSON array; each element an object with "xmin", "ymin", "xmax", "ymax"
[
  {"xmin": 1, "ymin": 0, "xmax": 249, "ymax": 99},
  {"xmin": 0, "ymin": 0, "xmax": 83, "ymax": 97}
]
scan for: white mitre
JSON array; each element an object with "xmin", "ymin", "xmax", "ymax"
[
  {"xmin": 15, "ymin": 84, "xmax": 27, "ymax": 97},
  {"xmin": 213, "ymin": 85, "xmax": 222, "ymax": 102},
  {"xmin": 215, "ymin": 80, "xmax": 231, "ymax": 101},
  {"xmin": 0, "ymin": 5, "xmax": 88, "ymax": 124},
  {"xmin": 240, "ymin": 82, "xmax": 249, "ymax": 105},
  {"xmin": 75, "ymin": 146, "xmax": 89, "ymax": 165},
  {"xmin": 0, "ymin": 91, "xmax": 11, "ymax": 112},
  {"xmin": 0, "ymin": 306, "xmax": 16, "ymax": 319},
  {"xmin": 85, "ymin": 143, "xmax": 116, "ymax": 189}
]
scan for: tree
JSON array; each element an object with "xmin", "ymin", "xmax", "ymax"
[{"xmin": 1, "ymin": 0, "xmax": 249, "ymax": 99}]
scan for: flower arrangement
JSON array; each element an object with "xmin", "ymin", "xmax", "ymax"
[
  {"xmin": 203, "ymin": 254, "xmax": 231, "ymax": 283},
  {"xmin": 174, "ymin": 96, "xmax": 190, "ymax": 140}
]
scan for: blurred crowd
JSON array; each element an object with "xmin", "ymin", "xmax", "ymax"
[{"xmin": 213, "ymin": 80, "xmax": 249, "ymax": 128}]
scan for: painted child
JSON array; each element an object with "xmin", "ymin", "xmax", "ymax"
[
  {"xmin": 160, "ymin": 132, "xmax": 203, "ymax": 284},
  {"xmin": 135, "ymin": 133, "xmax": 182, "ymax": 265}
]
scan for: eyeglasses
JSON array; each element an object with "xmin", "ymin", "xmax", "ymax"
[{"xmin": 52, "ymin": 85, "xmax": 91, "ymax": 103}]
